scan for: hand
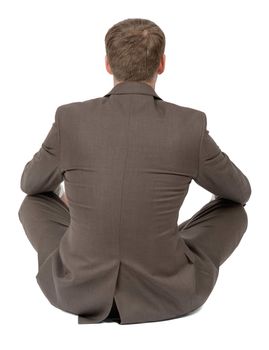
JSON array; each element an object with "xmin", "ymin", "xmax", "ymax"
[{"xmin": 60, "ymin": 192, "xmax": 69, "ymax": 206}]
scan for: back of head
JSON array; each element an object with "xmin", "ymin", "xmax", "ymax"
[{"xmin": 105, "ymin": 18, "xmax": 166, "ymax": 82}]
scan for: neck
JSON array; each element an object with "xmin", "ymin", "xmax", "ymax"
[{"xmin": 113, "ymin": 76, "xmax": 157, "ymax": 90}]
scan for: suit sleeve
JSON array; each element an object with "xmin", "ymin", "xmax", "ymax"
[
  {"xmin": 193, "ymin": 112, "xmax": 251, "ymax": 205},
  {"xmin": 20, "ymin": 106, "xmax": 63, "ymax": 195}
]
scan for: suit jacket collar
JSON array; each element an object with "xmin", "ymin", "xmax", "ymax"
[{"xmin": 104, "ymin": 81, "xmax": 163, "ymax": 100}]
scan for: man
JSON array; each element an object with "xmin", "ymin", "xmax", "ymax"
[{"xmin": 18, "ymin": 18, "xmax": 251, "ymax": 325}]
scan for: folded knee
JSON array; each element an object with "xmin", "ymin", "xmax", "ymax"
[
  {"xmin": 226, "ymin": 202, "xmax": 248, "ymax": 235},
  {"xmin": 18, "ymin": 194, "xmax": 41, "ymax": 222},
  {"xmin": 18, "ymin": 195, "xmax": 32, "ymax": 222}
]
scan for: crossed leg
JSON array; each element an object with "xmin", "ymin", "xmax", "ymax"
[
  {"xmin": 177, "ymin": 197, "xmax": 248, "ymax": 269},
  {"xmin": 18, "ymin": 191, "xmax": 70, "ymax": 268}
]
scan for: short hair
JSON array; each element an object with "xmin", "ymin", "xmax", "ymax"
[{"xmin": 105, "ymin": 18, "xmax": 166, "ymax": 82}]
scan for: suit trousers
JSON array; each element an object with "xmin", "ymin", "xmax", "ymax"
[{"xmin": 18, "ymin": 192, "xmax": 248, "ymax": 321}]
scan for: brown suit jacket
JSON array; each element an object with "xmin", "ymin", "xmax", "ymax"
[{"xmin": 20, "ymin": 81, "xmax": 251, "ymax": 324}]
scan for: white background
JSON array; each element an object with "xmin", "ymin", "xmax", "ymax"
[{"xmin": 1, "ymin": 0, "xmax": 268, "ymax": 348}]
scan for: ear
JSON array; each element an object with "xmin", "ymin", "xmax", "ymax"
[
  {"xmin": 157, "ymin": 53, "xmax": 166, "ymax": 75},
  {"xmin": 105, "ymin": 55, "xmax": 113, "ymax": 75}
]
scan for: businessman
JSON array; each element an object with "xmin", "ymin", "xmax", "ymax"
[{"xmin": 18, "ymin": 18, "xmax": 251, "ymax": 325}]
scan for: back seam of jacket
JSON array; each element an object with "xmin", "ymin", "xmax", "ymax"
[{"xmin": 117, "ymin": 96, "xmax": 133, "ymax": 260}]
